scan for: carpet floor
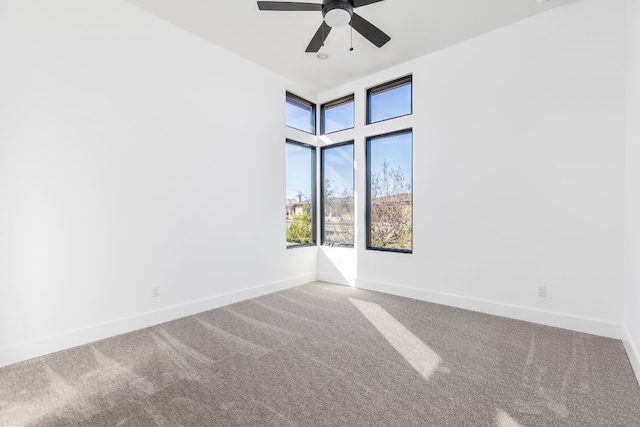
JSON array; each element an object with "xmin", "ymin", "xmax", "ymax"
[{"xmin": 1, "ymin": 282, "xmax": 639, "ymax": 426}]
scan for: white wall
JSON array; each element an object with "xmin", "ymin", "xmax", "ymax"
[
  {"xmin": 0, "ymin": 0, "xmax": 632, "ymax": 369},
  {"xmin": 624, "ymin": 0, "xmax": 640, "ymax": 384},
  {"xmin": 0, "ymin": 0, "xmax": 317, "ymax": 367},
  {"xmin": 319, "ymin": 0, "xmax": 627, "ymax": 338}
]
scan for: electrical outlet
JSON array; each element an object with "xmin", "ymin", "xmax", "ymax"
[
  {"xmin": 537, "ymin": 285, "xmax": 546, "ymax": 298},
  {"xmin": 152, "ymin": 286, "xmax": 160, "ymax": 298}
]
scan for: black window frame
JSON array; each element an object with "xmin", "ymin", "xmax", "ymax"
[
  {"xmin": 285, "ymin": 139, "xmax": 317, "ymax": 249},
  {"xmin": 366, "ymin": 75, "xmax": 413, "ymax": 125},
  {"xmin": 320, "ymin": 94, "xmax": 355, "ymax": 135},
  {"xmin": 286, "ymin": 91, "xmax": 317, "ymax": 135},
  {"xmin": 366, "ymin": 128, "xmax": 413, "ymax": 254},
  {"xmin": 320, "ymin": 141, "xmax": 355, "ymax": 248}
]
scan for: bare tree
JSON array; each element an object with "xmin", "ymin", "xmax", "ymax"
[
  {"xmin": 370, "ymin": 160, "xmax": 412, "ymax": 249},
  {"xmin": 323, "ymin": 178, "xmax": 354, "ymax": 246}
]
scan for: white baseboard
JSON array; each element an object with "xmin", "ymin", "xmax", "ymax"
[
  {"xmin": 355, "ymin": 278, "xmax": 624, "ymax": 340},
  {"xmin": 0, "ymin": 274, "xmax": 317, "ymax": 368},
  {"xmin": 317, "ymin": 272, "xmax": 355, "ymax": 287},
  {"xmin": 623, "ymin": 327, "xmax": 640, "ymax": 387}
]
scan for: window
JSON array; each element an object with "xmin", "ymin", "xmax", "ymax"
[
  {"xmin": 286, "ymin": 140, "xmax": 316, "ymax": 247},
  {"xmin": 366, "ymin": 75, "xmax": 412, "ymax": 124},
  {"xmin": 366, "ymin": 129, "xmax": 413, "ymax": 253},
  {"xmin": 286, "ymin": 92, "xmax": 316, "ymax": 134},
  {"xmin": 321, "ymin": 142, "xmax": 354, "ymax": 246},
  {"xmin": 321, "ymin": 94, "xmax": 354, "ymax": 135}
]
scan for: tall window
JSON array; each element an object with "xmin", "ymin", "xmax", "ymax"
[
  {"xmin": 321, "ymin": 142, "xmax": 354, "ymax": 247},
  {"xmin": 366, "ymin": 75, "xmax": 412, "ymax": 124},
  {"xmin": 286, "ymin": 141, "xmax": 316, "ymax": 247},
  {"xmin": 366, "ymin": 129, "xmax": 413, "ymax": 253},
  {"xmin": 286, "ymin": 92, "xmax": 316, "ymax": 134},
  {"xmin": 321, "ymin": 94, "xmax": 354, "ymax": 135}
]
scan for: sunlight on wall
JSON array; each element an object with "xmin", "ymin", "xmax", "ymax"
[{"xmin": 349, "ymin": 298, "xmax": 442, "ymax": 380}]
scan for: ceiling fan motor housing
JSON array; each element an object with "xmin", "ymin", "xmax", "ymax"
[
  {"xmin": 256, "ymin": 0, "xmax": 390, "ymax": 52},
  {"xmin": 323, "ymin": 1, "xmax": 353, "ymax": 27}
]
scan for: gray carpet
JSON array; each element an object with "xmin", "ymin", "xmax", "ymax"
[{"xmin": 1, "ymin": 282, "xmax": 639, "ymax": 426}]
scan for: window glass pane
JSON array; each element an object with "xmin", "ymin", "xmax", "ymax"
[
  {"xmin": 367, "ymin": 130, "xmax": 412, "ymax": 252},
  {"xmin": 367, "ymin": 76, "xmax": 412, "ymax": 124},
  {"xmin": 321, "ymin": 143, "xmax": 354, "ymax": 246},
  {"xmin": 286, "ymin": 141, "xmax": 316, "ymax": 247},
  {"xmin": 286, "ymin": 92, "xmax": 316, "ymax": 134},
  {"xmin": 321, "ymin": 95, "xmax": 354, "ymax": 134}
]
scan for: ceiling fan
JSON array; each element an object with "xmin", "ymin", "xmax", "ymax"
[{"xmin": 257, "ymin": 0, "xmax": 390, "ymax": 53}]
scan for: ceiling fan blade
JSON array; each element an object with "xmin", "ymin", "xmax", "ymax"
[
  {"xmin": 350, "ymin": 13, "xmax": 390, "ymax": 48},
  {"xmin": 305, "ymin": 21, "xmax": 332, "ymax": 52},
  {"xmin": 257, "ymin": 1, "xmax": 322, "ymax": 11},
  {"xmin": 351, "ymin": 0, "xmax": 384, "ymax": 8}
]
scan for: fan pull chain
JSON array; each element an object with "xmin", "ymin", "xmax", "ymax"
[{"xmin": 350, "ymin": 23, "xmax": 354, "ymax": 51}]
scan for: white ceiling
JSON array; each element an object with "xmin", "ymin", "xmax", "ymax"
[{"xmin": 124, "ymin": 0, "xmax": 574, "ymax": 93}]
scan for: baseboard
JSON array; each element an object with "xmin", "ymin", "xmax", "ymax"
[
  {"xmin": 356, "ymin": 278, "xmax": 624, "ymax": 340},
  {"xmin": 623, "ymin": 327, "xmax": 640, "ymax": 387},
  {"xmin": 0, "ymin": 274, "xmax": 317, "ymax": 368},
  {"xmin": 317, "ymin": 272, "xmax": 354, "ymax": 287}
]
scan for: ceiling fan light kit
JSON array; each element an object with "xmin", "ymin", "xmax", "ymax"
[
  {"xmin": 256, "ymin": 0, "xmax": 390, "ymax": 53},
  {"xmin": 323, "ymin": 2, "xmax": 353, "ymax": 28}
]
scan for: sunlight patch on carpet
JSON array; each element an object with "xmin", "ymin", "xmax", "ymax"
[
  {"xmin": 349, "ymin": 298, "xmax": 442, "ymax": 380},
  {"xmin": 495, "ymin": 409, "xmax": 524, "ymax": 427}
]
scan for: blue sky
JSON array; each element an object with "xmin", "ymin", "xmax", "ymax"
[
  {"xmin": 286, "ymin": 100, "xmax": 315, "ymax": 134},
  {"xmin": 286, "ymin": 83, "xmax": 411, "ymax": 200},
  {"xmin": 286, "ymin": 143, "xmax": 314, "ymax": 200},
  {"xmin": 286, "ymin": 133, "xmax": 412, "ymax": 202},
  {"xmin": 323, "ymin": 101, "xmax": 354, "ymax": 134},
  {"xmin": 369, "ymin": 84, "xmax": 411, "ymax": 124},
  {"xmin": 323, "ymin": 144, "xmax": 354, "ymax": 196},
  {"xmin": 369, "ymin": 131, "xmax": 412, "ymax": 184}
]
